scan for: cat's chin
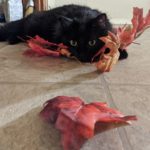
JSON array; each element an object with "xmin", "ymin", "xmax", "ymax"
[
  {"xmin": 73, "ymin": 54, "xmax": 101, "ymax": 63},
  {"xmin": 78, "ymin": 58, "xmax": 99, "ymax": 63}
]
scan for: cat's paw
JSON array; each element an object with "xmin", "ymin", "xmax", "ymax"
[{"xmin": 119, "ymin": 49, "xmax": 128, "ymax": 60}]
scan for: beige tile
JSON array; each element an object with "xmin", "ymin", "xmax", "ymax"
[
  {"xmin": 0, "ymin": 83, "xmax": 124, "ymax": 150},
  {"xmin": 62, "ymin": 62, "xmax": 101, "ymax": 83},
  {"xmin": 0, "ymin": 56, "xmax": 68, "ymax": 82},
  {"xmin": 0, "ymin": 42, "xmax": 8, "ymax": 49},
  {"xmin": 0, "ymin": 43, "xmax": 27, "ymax": 57},
  {"xmin": 104, "ymin": 29, "xmax": 150, "ymax": 85},
  {"xmin": 0, "ymin": 83, "xmax": 107, "ymax": 126},
  {"xmin": 0, "ymin": 83, "xmax": 57, "ymax": 128},
  {"xmin": 0, "ymin": 108, "xmax": 124, "ymax": 150},
  {"xmin": 0, "ymin": 43, "xmax": 100, "ymax": 83},
  {"xmin": 0, "ymin": 107, "xmax": 62, "ymax": 150},
  {"xmin": 109, "ymin": 85, "xmax": 150, "ymax": 150},
  {"xmin": 0, "ymin": 43, "xmax": 65, "ymax": 82},
  {"xmin": 0, "ymin": 82, "xmax": 106, "ymax": 108},
  {"xmin": 82, "ymin": 130, "xmax": 123, "ymax": 150}
]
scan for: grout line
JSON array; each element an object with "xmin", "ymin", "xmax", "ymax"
[
  {"xmin": 0, "ymin": 44, "xmax": 12, "ymax": 51},
  {"xmin": 100, "ymin": 76, "xmax": 119, "ymax": 108},
  {"xmin": 0, "ymin": 81, "xmax": 150, "ymax": 86},
  {"xmin": 107, "ymin": 83, "xmax": 150, "ymax": 87},
  {"xmin": 100, "ymin": 75, "xmax": 134, "ymax": 150},
  {"xmin": 0, "ymin": 81, "xmax": 100, "ymax": 85},
  {"xmin": 117, "ymin": 128, "xmax": 134, "ymax": 150}
]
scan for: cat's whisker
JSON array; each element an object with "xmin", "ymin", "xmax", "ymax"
[
  {"xmin": 70, "ymin": 56, "xmax": 83, "ymax": 65},
  {"xmin": 17, "ymin": 36, "xmax": 26, "ymax": 42},
  {"xmin": 132, "ymin": 42, "xmax": 140, "ymax": 45},
  {"xmin": 26, "ymin": 35, "xmax": 33, "ymax": 38}
]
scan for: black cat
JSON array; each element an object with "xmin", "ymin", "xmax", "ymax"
[{"xmin": 0, "ymin": 4, "xmax": 128, "ymax": 62}]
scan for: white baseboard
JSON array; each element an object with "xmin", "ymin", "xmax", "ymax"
[{"xmin": 110, "ymin": 18, "xmax": 132, "ymax": 25}]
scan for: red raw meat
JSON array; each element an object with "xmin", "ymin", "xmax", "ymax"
[{"xmin": 40, "ymin": 96, "xmax": 137, "ymax": 150}]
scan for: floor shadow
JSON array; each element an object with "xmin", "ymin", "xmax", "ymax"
[
  {"xmin": 0, "ymin": 107, "xmax": 62, "ymax": 150},
  {"xmin": 0, "ymin": 70, "xmax": 102, "ymax": 112}
]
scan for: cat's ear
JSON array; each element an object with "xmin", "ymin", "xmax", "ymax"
[
  {"xmin": 59, "ymin": 16, "xmax": 73, "ymax": 28},
  {"xmin": 92, "ymin": 13, "xmax": 107, "ymax": 28}
]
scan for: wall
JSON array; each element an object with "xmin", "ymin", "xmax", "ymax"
[
  {"xmin": 0, "ymin": 0, "xmax": 3, "ymax": 13},
  {"xmin": 48, "ymin": 0, "xmax": 150, "ymax": 24}
]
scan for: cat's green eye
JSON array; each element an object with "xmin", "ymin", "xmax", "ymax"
[
  {"xmin": 70, "ymin": 40, "xmax": 78, "ymax": 47},
  {"xmin": 88, "ymin": 40, "xmax": 96, "ymax": 46}
]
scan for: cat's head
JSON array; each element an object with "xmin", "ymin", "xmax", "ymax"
[{"xmin": 59, "ymin": 13, "xmax": 112, "ymax": 62}]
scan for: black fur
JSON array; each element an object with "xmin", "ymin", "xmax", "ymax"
[
  {"xmin": 118, "ymin": 49, "xmax": 128, "ymax": 60},
  {"xmin": 0, "ymin": 4, "xmax": 128, "ymax": 62}
]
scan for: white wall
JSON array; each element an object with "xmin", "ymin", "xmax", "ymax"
[
  {"xmin": 48, "ymin": 0, "xmax": 87, "ymax": 8},
  {"xmin": 48, "ymin": 0, "xmax": 150, "ymax": 24},
  {"xmin": 86, "ymin": 0, "xmax": 150, "ymax": 24}
]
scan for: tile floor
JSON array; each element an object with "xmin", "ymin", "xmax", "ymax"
[{"xmin": 0, "ymin": 29, "xmax": 150, "ymax": 150}]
